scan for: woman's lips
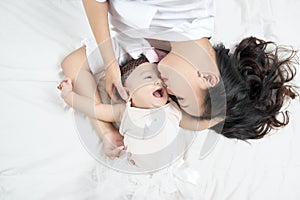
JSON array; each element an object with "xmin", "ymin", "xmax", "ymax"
[{"xmin": 161, "ymin": 77, "xmax": 168, "ymax": 83}]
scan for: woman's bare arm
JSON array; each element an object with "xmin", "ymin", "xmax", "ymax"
[
  {"xmin": 82, "ymin": 0, "xmax": 127, "ymax": 100},
  {"xmin": 82, "ymin": 0, "xmax": 114, "ymax": 65}
]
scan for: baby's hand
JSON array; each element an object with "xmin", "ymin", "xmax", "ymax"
[{"xmin": 57, "ymin": 78, "xmax": 73, "ymax": 106}]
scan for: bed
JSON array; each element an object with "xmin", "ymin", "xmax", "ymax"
[{"xmin": 0, "ymin": 0, "xmax": 299, "ymax": 199}]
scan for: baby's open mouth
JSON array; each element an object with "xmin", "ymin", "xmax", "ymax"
[{"xmin": 153, "ymin": 88, "xmax": 164, "ymax": 98}]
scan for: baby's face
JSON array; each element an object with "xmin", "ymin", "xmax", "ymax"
[{"xmin": 125, "ymin": 63, "xmax": 168, "ymax": 109}]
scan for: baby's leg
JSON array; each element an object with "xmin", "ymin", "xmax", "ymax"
[{"xmin": 61, "ymin": 46, "xmax": 124, "ymax": 158}]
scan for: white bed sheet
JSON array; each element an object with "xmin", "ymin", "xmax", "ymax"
[
  {"xmin": 0, "ymin": 0, "xmax": 299, "ymax": 199},
  {"xmin": 0, "ymin": 1, "xmax": 97, "ymax": 200}
]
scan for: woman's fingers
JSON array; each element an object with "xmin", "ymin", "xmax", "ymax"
[
  {"xmin": 105, "ymin": 61, "xmax": 129, "ymax": 102},
  {"xmin": 105, "ymin": 79, "xmax": 127, "ymax": 103},
  {"xmin": 115, "ymin": 81, "xmax": 129, "ymax": 101}
]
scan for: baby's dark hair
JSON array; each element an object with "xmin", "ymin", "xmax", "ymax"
[
  {"xmin": 205, "ymin": 37, "xmax": 298, "ymax": 139},
  {"xmin": 120, "ymin": 54, "xmax": 149, "ymax": 85}
]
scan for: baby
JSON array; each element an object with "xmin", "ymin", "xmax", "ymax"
[{"xmin": 59, "ymin": 54, "xmax": 193, "ymax": 172}]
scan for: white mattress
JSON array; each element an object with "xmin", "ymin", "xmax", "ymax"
[{"xmin": 0, "ymin": 0, "xmax": 299, "ymax": 199}]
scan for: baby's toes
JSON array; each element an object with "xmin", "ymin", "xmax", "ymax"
[
  {"xmin": 66, "ymin": 78, "xmax": 72, "ymax": 85},
  {"xmin": 62, "ymin": 82, "xmax": 72, "ymax": 91}
]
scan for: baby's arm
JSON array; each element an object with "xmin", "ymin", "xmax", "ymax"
[{"xmin": 59, "ymin": 78, "xmax": 125, "ymax": 123}]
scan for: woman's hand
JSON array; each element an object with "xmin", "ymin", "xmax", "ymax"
[
  {"xmin": 105, "ymin": 60, "xmax": 128, "ymax": 102},
  {"xmin": 102, "ymin": 127, "xmax": 125, "ymax": 159}
]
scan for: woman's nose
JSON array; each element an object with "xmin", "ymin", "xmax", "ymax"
[{"xmin": 161, "ymin": 77, "xmax": 168, "ymax": 83}]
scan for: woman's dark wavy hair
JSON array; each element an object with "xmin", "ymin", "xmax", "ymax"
[{"xmin": 205, "ymin": 36, "xmax": 298, "ymax": 139}]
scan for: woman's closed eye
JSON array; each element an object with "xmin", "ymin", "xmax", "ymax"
[
  {"xmin": 177, "ymin": 96, "xmax": 189, "ymax": 108},
  {"xmin": 177, "ymin": 96, "xmax": 184, "ymax": 101}
]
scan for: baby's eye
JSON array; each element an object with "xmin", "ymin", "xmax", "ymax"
[{"xmin": 144, "ymin": 76, "xmax": 152, "ymax": 79}]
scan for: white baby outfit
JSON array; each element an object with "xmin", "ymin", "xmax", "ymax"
[
  {"xmin": 92, "ymin": 99, "xmax": 205, "ymax": 200},
  {"xmin": 119, "ymin": 101, "xmax": 184, "ymax": 172}
]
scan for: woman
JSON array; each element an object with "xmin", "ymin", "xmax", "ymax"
[
  {"xmin": 158, "ymin": 36, "xmax": 298, "ymax": 139},
  {"xmin": 62, "ymin": 0, "xmax": 298, "ymax": 156}
]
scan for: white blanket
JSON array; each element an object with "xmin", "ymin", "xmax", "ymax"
[{"xmin": 0, "ymin": 0, "xmax": 299, "ymax": 199}]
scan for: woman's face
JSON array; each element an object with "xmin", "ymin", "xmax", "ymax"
[
  {"xmin": 158, "ymin": 53, "xmax": 205, "ymax": 116},
  {"xmin": 158, "ymin": 48, "xmax": 219, "ymax": 116}
]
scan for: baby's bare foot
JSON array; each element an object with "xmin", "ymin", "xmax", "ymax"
[
  {"xmin": 59, "ymin": 78, "xmax": 74, "ymax": 106},
  {"xmin": 60, "ymin": 78, "xmax": 72, "ymax": 96}
]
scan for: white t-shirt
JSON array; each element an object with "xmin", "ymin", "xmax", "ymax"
[
  {"xmin": 85, "ymin": 0, "xmax": 215, "ymax": 74},
  {"xmin": 96, "ymin": 0, "xmax": 215, "ymax": 41}
]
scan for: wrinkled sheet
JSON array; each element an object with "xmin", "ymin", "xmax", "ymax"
[{"xmin": 0, "ymin": 0, "xmax": 300, "ymax": 199}]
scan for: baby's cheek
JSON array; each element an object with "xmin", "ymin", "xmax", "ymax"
[{"xmin": 131, "ymin": 92, "xmax": 149, "ymax": 107}]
